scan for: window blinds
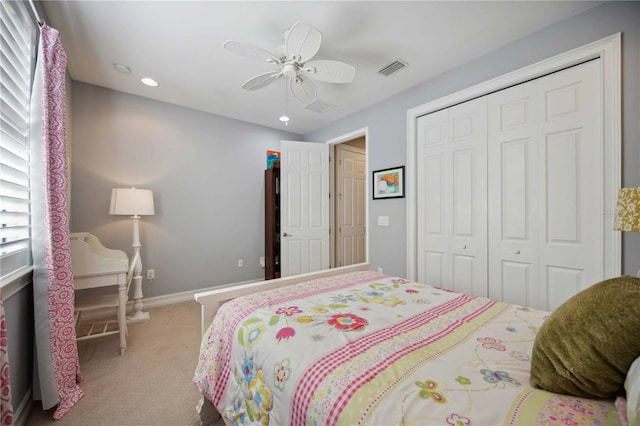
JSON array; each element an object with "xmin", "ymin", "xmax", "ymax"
[{"xmin": 0, "ymin": 1, "xmax": 36, "ymax": 282}]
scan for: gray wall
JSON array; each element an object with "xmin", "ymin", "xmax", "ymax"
[
  {"xmin": 3, "ymin": 280, "xmax": 33, "ymax": 420},
  {"xmin": 304, "ymin": 1, "xmax": 640, "ymax": 278},
  {"xmin": 70, "ymin": 82, "xmax": 300, "ymax": 297}
]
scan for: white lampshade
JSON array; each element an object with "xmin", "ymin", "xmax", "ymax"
[{"xmin": 109, "ymin": 188, "xmax": 155, "ymax": 216}]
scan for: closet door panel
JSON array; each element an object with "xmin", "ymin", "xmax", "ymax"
[
  {"xmin": 489, "ymin": 60, "xmax": 602, "ymax": 310},
  {"xmin": 501, "ymin": 261, "xmax": 532, "ymax": 307},
  {"xmin": 417, "ymin": 109, "xmax": 451, "ymax": 287},
  {"xmin": 546, "ymin": 266, "xmax": 582, "ymax": 311},
  {"xmin": 424, "ymin": 251, "xmax": 444, "ymax": 286},
  {"xmin": 449, "ymin": 99, "xmax": 488, "ymax": 297},
  {"xmin": 426, "ymin": 156, "xmax": 445, "ymax": 235},
  {"xmin": 537, "ymin": 60, "xmax": 602, "ymax": 309},
  {"xmin": 488, "ymin": 83, "xmax": 539, "ymax": 307},
  {"xmin": 423, "ymin": 155, "xmax": 449, "ymax": 285},
  {"xmin": 451, "ymin": 149, "xmax": 476, "ymax": 294},
  {"xmin": 500, "ymin": 140, "xmax": 531, "ymax": 241},
  {"xmin": 545, "ymin": 131, "xmax": 580, "ymax": 243},
  {"xmin": 417, "ymin": 98, "xmax": 487, "ymax": 296},
  {"xmin": 453, "ymin": 254, "xmax": 474, "ymax": 296},
  {"xmin": 453, "ymin": 150, "xmax": 474, "ymax": 237}
]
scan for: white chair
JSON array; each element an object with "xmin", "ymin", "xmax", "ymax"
[{"xmin": 71, "ymin": 233, "xmax": 132, "ymax": 355}]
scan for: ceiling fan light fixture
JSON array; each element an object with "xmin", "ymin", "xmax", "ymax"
[
  {"xmin": 279, "ymin": 115, "xmax": 290, "ymax": 123},
  {"xmin": 141, "ymin": 77, "xmax": 159, "ymax": 87},
  {"xmin": 283, "ymin": 64, "xmax": 298, "ymax": 79}
]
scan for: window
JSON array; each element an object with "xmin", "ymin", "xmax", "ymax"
[{"xmin": 0, "ymin": 1, "xmax": 37, "ymax": 285}]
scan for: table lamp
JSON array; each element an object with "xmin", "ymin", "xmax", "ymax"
[
  {"xmin": 614, "ymin": 187, "xmax": 640, "ymax": 278},
  {"xmin": 110, "ymin": 187, "xmax": 154, "ymax": 322},
  {"xmin": 614, "ymin": 187, "xmax": 640, "ymax": 232}
]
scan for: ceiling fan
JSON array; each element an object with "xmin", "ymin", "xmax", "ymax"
[{"xmin": 224, "ymin": 22, "xmax": 356, "ymax": 105}]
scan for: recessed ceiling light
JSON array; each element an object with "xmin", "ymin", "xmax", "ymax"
[
  {"xmin": 141, "ymin": 77, "xmax": 159, "ymax": 87},
  {"xmin": 279, "ymin": 115, "xmax": 290, "ymax": 124},
  {"xmin": 113, "ymin": 63, "xmax": 131, "ymax": 74}
]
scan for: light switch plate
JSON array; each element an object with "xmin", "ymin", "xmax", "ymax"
[{"xmin": 377, "ymin": 216, "xmax": 390, "ymax": 226}]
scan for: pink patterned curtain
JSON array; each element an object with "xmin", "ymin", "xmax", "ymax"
[
  {"xmin": 31, "ymin": 24, "xmax": 83, "ymax": 420},
  {"xmin": 1, "ymin": 291, "xmax": 13, "ymax": 426}
]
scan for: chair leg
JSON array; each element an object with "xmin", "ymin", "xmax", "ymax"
[
  {"xmin": 117, "ymin": 291, "xmax": 127, "ymax": 355},
  {"xmin": 74, "ymin": 310, "xmax": 81, "ymax": 335}
]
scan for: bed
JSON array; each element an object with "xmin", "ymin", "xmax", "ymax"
[{"xmin": 193, "ymin": 264, "xmax": 635, "ymax": 425}]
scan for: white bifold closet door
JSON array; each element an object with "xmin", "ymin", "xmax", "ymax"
[
  {"xmin": 488, "ymin": 60, "xmax": 601, "ymax": 311},
  {"xmin": 417, "ymin": 59, "xmax": 602, "ymax": 311},
  {"xmin": 417, "ymin": 97, "xmax": 488, "ymax": 297}
]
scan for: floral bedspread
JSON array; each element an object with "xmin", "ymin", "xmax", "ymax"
[{"xmin": 193, "ymin": 271, "xmax": 620, "ymax": 426}]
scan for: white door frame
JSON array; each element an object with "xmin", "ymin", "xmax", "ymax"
[
  {"xmin": 325, "ymin": 127, "xmax": 370, "ymax": 267},
  {"xmin": 406, "ymin": 33, "xmax": 621, "ymax": 281}
]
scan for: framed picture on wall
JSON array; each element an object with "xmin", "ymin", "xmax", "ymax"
[{"xmin": 373, "ymin": 166, "xmax": 405, "ymax": 199}]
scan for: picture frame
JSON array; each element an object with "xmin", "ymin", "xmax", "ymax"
[
  {"xmin": 372, "ymin": 166, "xmax": 405, "ymax": 199},
  {"xmin": 266, "ymin": 150, "xmax": 280, "ymax": 169}
]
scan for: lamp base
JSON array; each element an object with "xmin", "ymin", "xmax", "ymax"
[{"xmin": 127, "ymin": 311, "xmax": 150, "ymax": 324}]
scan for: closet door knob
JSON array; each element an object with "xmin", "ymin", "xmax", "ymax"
[
  {"xmin": 514, "ymin": 249, "xmax": 521, "ymax": 255},
  {"xmin": 461, "ymin": 245, "xmax": 467, "ymax": 250},
  {"xmin": 283, "ymin": 232, "xmax": 292, "ymax": 237}
]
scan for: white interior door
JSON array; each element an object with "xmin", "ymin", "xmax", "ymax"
[
  {"xmin": 417, "ymin": 97, "xmax": 488, "ymax": 296},
  {"xmin": 335, "ymin": 144, "xmax": 366, "ymax": 267},
  {"xmin": 280, "ymin": 140, "xmax": 330, "ymax": 277},
  {"xmin": 488, "ymin": 60, "xmax": 602, "ymax": 310}
]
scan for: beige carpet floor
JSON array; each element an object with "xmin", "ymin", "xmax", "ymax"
[{"xmin": 26, "ymin": 301, "xmax": 223, "ymax": 426}]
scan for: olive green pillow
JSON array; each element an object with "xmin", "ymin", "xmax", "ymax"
[{"xmin": 530, "ymin": 275, "xmax": 640, "ymax": 399}]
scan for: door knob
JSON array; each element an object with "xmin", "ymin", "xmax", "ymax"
[
  {"xmin": 514, "ymin": 249, "xmax": 521, "ymax": 255},
  {"xmin": 461, "ymin": 245, "xmax": 467, "ymax": 250},
  {"xmin": 283, "ymin": 232, "xmax": 292, "ymax": 237}
]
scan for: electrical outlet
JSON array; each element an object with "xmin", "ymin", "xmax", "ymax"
[
  {"xmin": 377, "ymin": 216, "xmax": 390, "ymax": 226},
  {"xmin": 260, "ymin": 256, "xmax": 265, "ymax": 267},
  {"xmin": 146, "ymin": 269, "xmax": 155, "ymax": 280},
  {"xmin": 238, "ymin": 259, "xmax": 243, "ymax": 267},
  {"xmin": 377, "ymin": 267, "xmax": 383, "ymax": 273}
]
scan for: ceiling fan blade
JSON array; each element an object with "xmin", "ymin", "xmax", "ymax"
[
  {"xmin": 289, "ymin": 76, "xmax": 318, "ymax": 103},
  {"xmin": 242, "ymin": 72, "xmax": 281, "ymax": 91},
  {"xmin": 224, "ymin": 40, "xmax": 281, "ymax": 65},
  {"xmin": 302, "ymin": 60, "xmax": 356, "ymax": 83},
  {"xmin": 285, "ymin": 22, "xmax": 321, "ymax": 63}
]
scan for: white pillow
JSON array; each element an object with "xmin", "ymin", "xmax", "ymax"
[{"xmin": 626, "ymin": 356, "xmax": 640, "ymax": 426}]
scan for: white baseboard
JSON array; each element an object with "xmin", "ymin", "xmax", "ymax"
[
  {"xmin": 13, "ymin": 387, "xmax": 32, "ymax": 426},
  {"xmin": 79, "ymin": 278, "xmax": 262, "ymax": 320},
  {"xmin": 141, "ymin": 277, "xmax": 263, "ymax": 309}
]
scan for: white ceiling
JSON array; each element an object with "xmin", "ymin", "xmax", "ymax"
[{"xmin": 43, "ymin": 1, "xmax": 602, "ymax": 135}]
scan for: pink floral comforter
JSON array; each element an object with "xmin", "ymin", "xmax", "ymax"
[{"xmin": 193, "ymin": 271, "xmax": 620, "ymax": 425}]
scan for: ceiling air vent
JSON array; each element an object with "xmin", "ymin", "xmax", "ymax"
[
  {"xmin": 305, "ymin": 99, "xmax": 336, "ymax": 113},
  {"xmin": 378, "ymin": 59, "xmax": 408, "ymax": 76}
]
